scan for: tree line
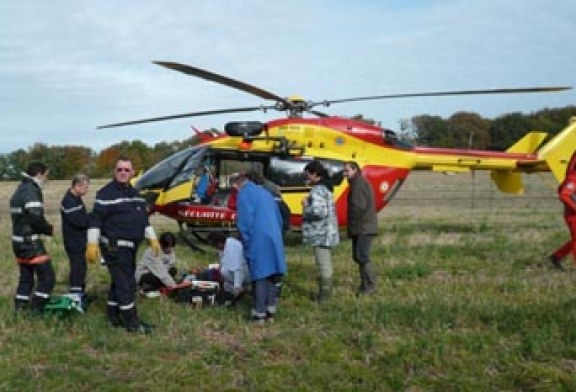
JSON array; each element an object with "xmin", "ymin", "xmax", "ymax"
[
  {"xmin": 1, "ymin": 106, "xmax": 575, "ymax": 181},
  {"xmin": 402, "ymin": 106, "xmax": 576, "ymax": 150}
]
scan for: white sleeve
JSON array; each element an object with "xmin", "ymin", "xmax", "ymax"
[{"xmin": 87, "ymin": 228, "xmax": 100, "ymax": 244}]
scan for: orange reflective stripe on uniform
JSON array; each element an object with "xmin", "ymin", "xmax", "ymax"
[{"xmin": 16, "ymin": 254, "xmax": 50, "ymax": 265}]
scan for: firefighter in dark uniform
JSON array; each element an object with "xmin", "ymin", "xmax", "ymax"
[
  {"xmin": 60, "ymin": 174, "xmax": 90, "ymax": 301},
  {"xmin": 86, "ymin": 157, "xmax": 160, "ymax": 333},
  {"xmin": 550, "ymin": 151, "xmax": 576, "ymax": 269},
  {"xmin": 10, "ymin": 161, "xmax": 55, "ymax": 313}
]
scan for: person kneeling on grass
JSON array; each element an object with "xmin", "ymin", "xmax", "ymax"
[
  {"xmin": 207, "ymin": 230, "xmax": 250, "ymax": 306},
  {"xmin": 135, "ymin": 232, "xmax": 189, "ymax": 297}
]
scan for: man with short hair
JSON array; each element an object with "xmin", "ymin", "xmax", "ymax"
[
  {"xmin": 343, "ymin": 161, "xmax": 378, "ymax": 295},
  {"xmin": 86, "ymin": 157, "xmax": 161, "ymax": 333},
  {"xmin": 10, "ymin": 161, "xmax": 55, "ymax": 313},
  {"xmin": 60, "ymin": 174, "xmax": 90, "ymax": 302}
]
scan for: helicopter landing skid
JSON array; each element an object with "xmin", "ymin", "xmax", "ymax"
[{"xmin": 177, "ymin": 221, "xmax": 236, "ymax": 252}]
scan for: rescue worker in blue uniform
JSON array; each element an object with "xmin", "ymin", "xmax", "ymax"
[
  {"xmin": 10, "ymin": 162, "xmax": 55, "ymax": 313},
  {"xmin": 86, "ymin": 157, "xmax": 160, "ymax": 333},
  {"xmin": 60, "ymin": 174, "xmax": 90, "ymax": 301}
]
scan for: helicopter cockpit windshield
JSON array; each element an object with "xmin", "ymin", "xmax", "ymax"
[{"xmin": 135, "ymin": 145, "xmax": 210, "ymax": 191}]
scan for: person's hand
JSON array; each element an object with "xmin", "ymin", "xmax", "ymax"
[
  {"xmin": 85, "ymin": 243, "xmax": 100, "ymax": 264},
  {"xmin": 231, "ymin": 286, "xmax": 242, "ymax": 297},
  {"xmin": 149, "ymin": 238, "xmax": 161, "ymax": 257},
  {"xmin": 177, "ymin": 280, "xmax": 192, "ymax": 288}
]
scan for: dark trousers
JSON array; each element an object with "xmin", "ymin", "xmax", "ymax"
[
  {"xmin": 67, "ymin": 252, "xmax": 87, "ymax": 294},
  {"xmin": 352, "ymin": 234, "xmax": 376, "ymax": 289},
  {"xmin": 15, "ymin": 261, "xmax": 55, "ymax": 310},
  {"xmin": 251, "ymin": 275, "xmax": 280, "ymax": 319},
  {"xmin": 138, "ymin": 267, "xmax": 177, "ymax": 292},
  {"xmin": 105, "ymin": 247, "xmax": 138, "ymax": 311}
]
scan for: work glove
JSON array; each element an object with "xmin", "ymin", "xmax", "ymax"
[
  {"xmin": 86, "ymin": 243, "xmax": 100, "ymax": 264},
  {"xmin": 145, "ymin": 226, "xmax": 160, "ymax": 257},
  {"xmin": 86, "ymin": 227, "xmax": 101, "ymax": 264}
]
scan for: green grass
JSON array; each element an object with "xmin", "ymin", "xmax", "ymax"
[{"xmin": 0, "ymin": 171, "xmax": 575, "ymax": 390}]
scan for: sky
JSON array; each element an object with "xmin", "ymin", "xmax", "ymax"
[{"xmin": 1, "ymin": 0, "xmax": 575, "ymax": 154}]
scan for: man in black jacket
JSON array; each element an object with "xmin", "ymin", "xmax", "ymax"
[
  {"xmin": 10, "ymin": 162, "xmax": 55, "ymax": 313},
  {"xmin": 86, "ymin": 157, "xmax": 160, "ymax": 333},
  {"xmin": 60, "ymin": 174, "xmax": 90, "ymax": 302},
  {"xmin": 344, "ymin": 161, "xmax": 378, "ymax": 296}
]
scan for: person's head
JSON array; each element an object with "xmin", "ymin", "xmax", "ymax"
[
  {"xmin": 247, "ymin": 162, "xmax": 266, "ymax": 184},
  {"xmin": 303, "ymin": 160, "xmax": 327, "ymax": 184},
  {"xmin": 26, "ymin": 161, "xmax": 49, "ymax": 186},
  {"xmin": 228, "ymin": 172, "xmax": 242, "ymax": 187},
  {"xmin": 71, "ymin": 174, "xmax": 90, "ymax": 197},
  {"xmin": 343, "ymin": 161, "xmax": 361, "ymax": 180},
  {"xmin": 159, "ymin": 232, "xmax": 177, "ymax": 253},
  {"xmin": 206, "ymin": 231, "xmax": 227, "ymax": 250},
  {"xmin": 246, "ymin": 169, "xmax": 264, "ymax": 185},
  {"xmin": 229, "ymin": 172, "xmax": 248, "ymax": 190},
  {"xmin": 114, "ymin": 157, "xmax": 135, "ymax": 185}
]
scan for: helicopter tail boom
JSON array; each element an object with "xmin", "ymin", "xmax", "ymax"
[{"xmin": 491, "ymin": 118, "xmax": 576, "ymax": 193}]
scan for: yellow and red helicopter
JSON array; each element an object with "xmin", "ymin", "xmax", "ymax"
[{"xmin": 99, "ymin": 61, "xmax": 575, "ymax": 247}]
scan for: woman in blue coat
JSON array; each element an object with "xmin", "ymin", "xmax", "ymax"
[{"xmin": 233, "ymin": 173, "xmax": 287, "ymax": 324}]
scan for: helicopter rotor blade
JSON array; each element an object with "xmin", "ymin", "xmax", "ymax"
[
  {"xmin": 308, "ymin": 109, "xmax": 330, "ymax": 117},
  {"xmin": 98, "ymin": 105, "xmax": 275, "ymax": 129},
  {"xmin": 153, "ymin": 61, "xmax": 292, "ymax": 108},
  {"xmin": 312, "ymin": 86, "xmax": 572, "ymax": 107}
]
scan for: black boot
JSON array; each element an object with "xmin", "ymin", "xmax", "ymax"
[
  {"xmin": 550, "ymin": 255, "xmax": 564, "ymax": 270},
  {"xmin": 358, "ymin": 263, "xmax": 376, "ymax": 296},
  {"xmin": 30, "ymin": 295, "xmax": 49, "ymax": 314},
  {"xmin": 121, "ymin": 307, "xmax": 155, "ymax": 334},
  {"xmin": 14, "ymin": 299, "xmax": 29, "ymax": 315},
  {"xmin": 107, "ymin": 304, "xmax": 122, "ymax": 328},
  {"xmin": 312, "ymin": 278, "xmax": 332, "ymax": 302}
]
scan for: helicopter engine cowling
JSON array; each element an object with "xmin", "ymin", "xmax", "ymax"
[{"xmin": 225, "ymin": 121, "xmax": 265, "ymax": 137}]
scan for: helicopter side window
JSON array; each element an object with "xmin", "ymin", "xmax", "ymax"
[
  {"xmin": 382, "ymin": 128, "xmax": 413, "ymax": 150},
  {"xmin": 319, "ymin": 160, "xmax": 345, "ymax": 186},
  {"xmin": 135, "ymin": 145, "xmax": 209, "ymax": 190},
  {"xmin": 268, "ymin": 157, "xmax": 309, "ymax": 187},
  {"xmin": 268, "ymin": 157, "xmax": 345, "ymax": 188},
  {"xmin": 169, "ymin": 147, "xmax": 212, "ymax": 190}
]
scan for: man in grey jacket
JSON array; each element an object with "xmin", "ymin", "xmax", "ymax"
[{"xmin": 344, "ymin": 161, "xmax": 378, "ymax": 295}]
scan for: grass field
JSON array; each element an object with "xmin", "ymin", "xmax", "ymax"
[{"xmin": 0, "ymin": 171, "xmax": 575, "ymax": 391}]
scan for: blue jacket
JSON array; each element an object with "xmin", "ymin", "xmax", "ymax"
[
  {"xmin": 60, "ymin": 188, "xmax": 89, "ymax": 253},
  {"xmin": 90, "ymin": 180, "xmax": 150, "ymax": 243},
  {"xmin": 236, "ymin": 181, "xmax": 287, "ymax": 281}
]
